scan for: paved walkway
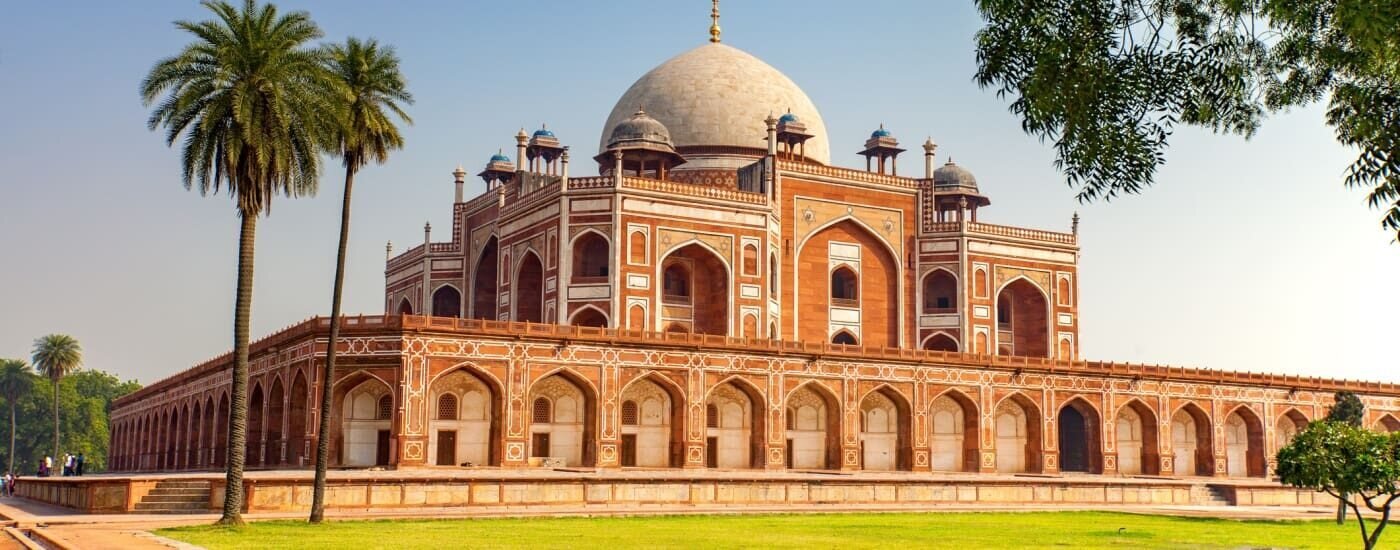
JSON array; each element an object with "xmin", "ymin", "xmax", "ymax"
[{"xmin": 0, "ymin": 494, "xmax": 1348, "ymax": 549}]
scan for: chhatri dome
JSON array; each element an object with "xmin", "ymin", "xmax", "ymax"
[{"xmin": 598, "ymin": 38, "xmax": 830, "ymax": 169}]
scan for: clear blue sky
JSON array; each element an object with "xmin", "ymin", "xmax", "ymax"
[{"xmin": 1, "ymin": 1, "xmax": 1395, "ymax": 384}]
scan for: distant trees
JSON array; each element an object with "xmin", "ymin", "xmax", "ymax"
[
  {"xmin": 0, "ymin": 359, "xmax": 36, "ymax": 474},
  {"xmin": 0, "ymin": 368, "xmax": 138, "ymax": 474}
]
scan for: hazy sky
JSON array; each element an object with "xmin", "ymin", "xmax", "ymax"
[{"xmin": 1, "ymin": 1, "xmax": 1395, "ymax": 385}]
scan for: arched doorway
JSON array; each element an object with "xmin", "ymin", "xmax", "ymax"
[
  {"xmin": 619, "ymin": 376, "xmax": 683, "ymax": 468},
  {"xmin": 265, "ymin": 378, "xmax": 285, "ymax": 466},
  {"xmin": 571, "ymin": 232, "xmax": 610, "ymax": 283},
  {"xmin": 1276, "ymin": 409, "xmax": 1308, "ymax": 450},
  {"xmin": 1170, "ymin": 404, "xmax": 1213, "ymax": 476},
  {"xmin": 1057, "ymin": 398, "xmax": 1102, "ymax": 473},
  {"xmin": 472, "ymin": 237, "xmax": 499, "ymax": 320},
  {"xmin": 428, "ymin": 368, "xmax": 499, "ymax": 467},
  {"xmin": 432, "ymin": 285, "xmax": 461, "ymax": 318},
  {"xmin": 786, "ymin": 383, "xmax": 841, "ymax": 470},
  {"xmin": 247, "ymin": 384, "xmax": 264, "ymax": 467},
  {"xmin": 659, "ymin": 243, "xmax": 730, "ymax": 335},
  {"xmin": 1225, "ymin": 407, "xmax": 1265, "ymax": 477},
  {"xmin": 515, "ymin": 252, "xmax": 544, "ymax": 323},
  {"xmin": 995, "ymin": 278, "xmax": 1049, "ymax": 357},
  {"xmin": 1115, "ymin": 400, "xmax": 1160, "ymax": 475},
  {"xmin": 339, "ymin": 378, "xmax": 393, "ymax": 467},
  {"xmin": 859, "ymin": 387, "xmax": 911, "ymax": 471},
  {"xmin": 167, "ymin": 409, "xmax": 180, "ymax": 470},
  {"xmin": 187, "ymin": 402, "xmax": 201, "ymax": 468},
  {"xmin": 705, "ymin": 380, "xmax": 763, "ymax": 469},
  {"xmin": 995, "ymin": 394, "xmax": 1042, "ymax": 473},
  {"xmin": 930, "ymin": 390, "xmax": 979, "ymax": 472},
  {"xmin": 215, "ymin": 393, "xmax": 229, "ymax": 468},
  {"xmin": 923, "ymin": 333, "xmax": 959, "ymax": 352},
  {"xmin": 1379, "ymin": 414, "xmax": 1400, "ymax": 433},
  {"xmin": 396, "ymin": 298, "xmax": 413, "ymax": 315},
  {"xmin": 797, "ymin": 220, "xmax": 899, "ymax": 347},
  {"xmin": 288, "ymin": 372, "xmax": 308, "ymax": 467},
  {"xmin": 528, "ymin": 372, "xmax": 596, "ymax": 467},
  {"xmin": 922, "ymin": 269, "xmax": 957, "ymax": 313}
]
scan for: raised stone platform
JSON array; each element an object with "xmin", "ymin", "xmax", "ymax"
[{"xmin": 13, "ymin": 469, "xmax": 1331, "ymax": 515}]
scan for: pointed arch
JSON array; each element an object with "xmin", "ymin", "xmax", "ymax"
[
  {"xmin": 428, "ymin": 362, "xmax": 504, "ymax": 466},
  {"xmin": 471, "ymin": 235, "xmax": 500, "ymax": 320},
  {"xmin": 568, "ymin": 305, "xmax": 609, "ymax": 328},
  {"xmin": 994, "ymin": 391, "xmax": 1043, "ymax": 473},
  {"xmin": 785, "ymin": 380, "xmax": 842, "ymax": 470},
  {"xmin": 215, "ymin": 391, "xmax": 229, "ymax": 468},
  {"xmin": 831, "ymin": 329, "xmax": 858, "ymax": 346},
  {"xmin": 921, "ymin": 331, "xmax": 959, "ymax": 352},
  {"xmin": 1170, "ymin": 402, "xmax": 1213, "ymax": 476},
  {"xmin": 570, "ymin": 228, "xmax": 611, "ymax": 283},
  {"xmin": 929, "ymin": 387, "xmax": 980, "ymax": 472},
  {"xmin": 1276, "ymin": 408, "xmax": 1309, "ymax": 450},
  {"xmin": 187, "ymin": 400, "xmax": 202, "ymax": 469},
  {"xmin": 513, "ymin": 248, "xmax": 545, "ymax": 323},
  {"xmin": 704, "ymin": 375, "xmax": 766, "ymax": 469},
  {"xmin": 795, "ymin": 217, "xmax": 902, "ymax": 348},
  {"xmin": 1377, "ymin": 414, "xmax": 1400, "ymax": 433},
  {"xmin": 657, "ymin": 239, "xmax": 731, "ymax": 336},
  {"xmin": 265, "ymin": 376, "xmax": 285, "ymax": 466},
  {"xmin": 619, "ymin": 371, "xmax": 686, "ymax": 468},
  {"xmin": 288, "ymin": 370, "xmax": 308, "ymax": 467},
  {"xmin": 396, "ymin": 297, "xmax": 414, "ymax": 315},
  {"xmin": 1224, "ymin": 404, "xmax": 1266, "ymax": 478},
  {"xmin": 921, "ymin": 267, "xmax": 959, "ymax": 313},
  {"xmin": 247, "ymin": 381, "xmax": 266, "ymax": 467},
  {"xmin": 528, "ymin": 368, "xmax": 598, "ymax": 467},
  {"xmin": 1057, "ymin": 396, "xmax": 1103, "ymax": 473},
  {"xmin": 1114, "ymin": 398, "xmax": 1160, "ymax": 475},
  {"xmin": 995, "ymin": 276, "xmax": 1051, "ymax": 358},
  {"xmin": 431, "ymin": 284, "xmax": 462, "ymax": 318},
  {"xmin": 333, "ymin": 371, "xmax": 395, "ymax": 467},
  {"xmin": 859, "ymin": 384, "xmax": 913, "ymax": 471}
]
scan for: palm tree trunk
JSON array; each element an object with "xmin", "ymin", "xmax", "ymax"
[
  {"xmin": 9, "ymin": 400, "xmax": 15, "ymax": 475},
  {"xmin": 219, "ymin": 211, "xmax": 257, "ymax": 526},
  {"xmin": 311, "ymin": 163, "xmax": 357, "ymax": 523},
  {"xmin": 52, "ymin": 376, "xmax": 59, "ymax": 464}
]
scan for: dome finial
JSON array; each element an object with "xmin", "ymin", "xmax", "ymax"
[{"xmin": 709, "ymin": 0, "xmax": 722, "ymax": 43}]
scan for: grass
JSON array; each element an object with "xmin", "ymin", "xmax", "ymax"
[{"xmin": 156, "ymin": 511, "xmax": 1369, "ymax": 549}]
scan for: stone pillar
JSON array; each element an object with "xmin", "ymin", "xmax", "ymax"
[
  {"xmin": 515, "ymin": 128, "xmax": 528, "ymax": 169},
  {"xmin": 840, "ymin": 378, "xmax": 861, "ymax": 471},
  {"xmin": 685, "ymin": 367, "xmax": 706, "ymax": 469},
  {"xmin": 911, "ymin": 381, "xmax": 931, "ymax": 472},
  {"xmin": 502, "ymin": 358, "xmax": 530, "ymax": 468},
  {"xmin": 764, "ymin": 114, "xmax": 778, "ymax": 157},
  {"xmin": 923, "ymin": 138, "xmax": 936, "ymax": 178},
  {"xmin": 978, "ymin": 386, "xmax": 998, "ymax": 473},
  {"xmin": 453, "ymin": 165, "xmax": 466, "ymax": 203},
  {"xmin": 596, "ymin": 363, "xmax": 621, "ymax": 469},
  {"xmin": 394, "ymin": 352, "xmax": 429, "ymax": 467}
]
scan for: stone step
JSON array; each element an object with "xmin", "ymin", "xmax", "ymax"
[
  {"xmin": 141, "ymin": 494, "xmax": 208, "ymax": 504},
  {"xmin": 147, "ymin": 488, "xmax": 210, "ymax": 496},
  {"xmin": 152, "ymin": 481, "xmax": 210, "ymax": 489},
  {"xmin": 133, "ymin": 502, "xmax": 208, "ymax": 512}
]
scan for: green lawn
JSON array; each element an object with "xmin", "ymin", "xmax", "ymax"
[{"xmin": 156, "ymin": 511, "xmax": 1369, "ymax": 549}]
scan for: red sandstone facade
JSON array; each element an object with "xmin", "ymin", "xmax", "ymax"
[{"xmin": 109, "ymin": 30, "xmax": 1398, "ymax": 481}]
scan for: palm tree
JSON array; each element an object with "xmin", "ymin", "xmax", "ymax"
[
  {"xmin": 310, "ymin": 37, "xmax": 412, "ymax": 524},
  {"xmin": 141, "ymin": 0, "xmax": 341, "ymax": 525},
  {"xmin": 0, "ymin": 359, "xmax": 36, "ymax": 475},
  {"xmin": 31, "ymin": 335, "xmax": 82, "ymax": 462}
]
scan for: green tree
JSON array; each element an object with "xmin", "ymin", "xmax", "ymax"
[
  {"xmin": 141, "ymin": 0, "xmax": 341, "ymax": 524},
  {"xmin": 0, "ymin": 359, "xmax": 36, "ymax": 475},
  {"xmin": 31, "ymin": 334, "xmax": 82, "ymax": 461},
  {"xmin": 0, "ymin": 370, "xmax": 140, "ymax": 474},
  {"xmin": 1330, "ymin": 391, "xmax": 1368, "ymax": 426},
  {"xmin": 311, "ymin": 36, "xmax": 413, "ymax": 524},
  {"xmin": 974, "ymin": 0, "xmax": 1400, "ymax": 240},
  {"xmin": 1277, "ymin": 421, "xmax": 1400, "ymax": 550}
]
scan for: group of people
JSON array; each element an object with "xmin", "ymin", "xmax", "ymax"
[{"xmin": 35, "ymin": 453, "xmax": 85, "ymax": 477}]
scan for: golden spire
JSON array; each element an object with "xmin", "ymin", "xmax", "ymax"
[{"xmin": 709, "ymin": 0, "xmax": 721, "ymax": 43}]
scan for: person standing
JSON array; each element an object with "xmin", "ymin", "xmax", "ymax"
[{"xmin": 76, "ymin": 453, "xmax": 84, "ymax": 476}]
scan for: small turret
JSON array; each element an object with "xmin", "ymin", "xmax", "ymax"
[{"xmin": 858, "ymin": 124, "xmax": 905, "ymax": 175}]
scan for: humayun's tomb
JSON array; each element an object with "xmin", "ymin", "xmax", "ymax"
[{"xmin": 29, "ymin": 7, "xmax": 1399, "ymax": 514}]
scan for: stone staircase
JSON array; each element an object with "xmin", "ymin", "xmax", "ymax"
[
  {"xmin": 133, "ymin": 480, "xmax": 211, "ymax": 514},
  {"xmin": 1191, "ymin": 484, "xmax": 1234, "ymax": 506}
]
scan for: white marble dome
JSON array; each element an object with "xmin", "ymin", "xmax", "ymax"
[{"xmin": 599, "ymin": 43, "xmax": 830, "ymax": 168}]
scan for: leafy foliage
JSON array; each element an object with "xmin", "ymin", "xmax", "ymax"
[
  {"xmin": 32, "ymin": 334, "xmax": 83, "ymax": 460},
  {"xmin": 0, "ymin": 370, "xmax": 140, "ymax": 475},
  {"xmin": 0, "ymin": 359, "xmax": 37, "ymax": 474},
  {"xmin": 1328, "ymin": 390, "xmax": 1367, "ymax": 426},
  {"xmin": 975, "ymin": 0, "xmax": 1400, "ymax": 240},
  {"xmin": 1277, "ymin": 421, "xmax": 1400, "ymax": 549}
]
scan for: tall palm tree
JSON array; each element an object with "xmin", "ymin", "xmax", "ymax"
[
  {"xmin": 0, "ymin": 359, "xmax": 36, "ymax": 475},
  {"xmin": 310, "ymin": 37, "xmax": 412, "ymax": 524},
  {"xmin": 31, "ymin": 335, "xmax": 82, "ymax": 462},
  {"xmin": 141, "ymin": 0, "xmax": 341, "ymax": 525}
]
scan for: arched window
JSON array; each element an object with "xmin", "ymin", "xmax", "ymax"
[
  {"xmin": 376, "ymin": 395, "xmax": 393, "ymax": 420},
  {"xmin": 742, "ymin": 244, "xmax": 758, "ymax": 276},
  {"xmin": 629, "ymin": 231, "xmax": 647, "ymax": 264},
  {"xmin": 832, "ymin": 331, "xmax": 858, "ymax": 345},
  {"xmin": 831, "ymin": 267, "xmax": 858, "ymax": 304},
  {"xmin": 768, "ymin": 253, "xmax": 778, "ymax": 294},
  {"xmin": 432, "ymin": 286, "xmax": 461, "ymax": 318},
  {"xmin": 572, "ymin": 233, "xmax": 610, "ymax": 281},
  {"xmin": 437, "ymin": 394, "xmax": 458, "ymax": 421},
  {"xmin": 621, "ymin": 400, "xmax": 639, "ymax": 426},
  {"xmin": 532, "ymin": 397, "xmax": 551, "ymax": 424},
  {"xmin": 397, "ymin": 298, "xmax": 413, "ymax": 315},
  {"xmin": 663, "ymin": 264, "xmax": 689, "ymax": 301},
  {"xmin": 922, "ymin": 270, "xmax": 957, "ymax": 313},
  {"xmin": 706, "ymin": 404, "xmax": 719, "ymax": 428}
]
